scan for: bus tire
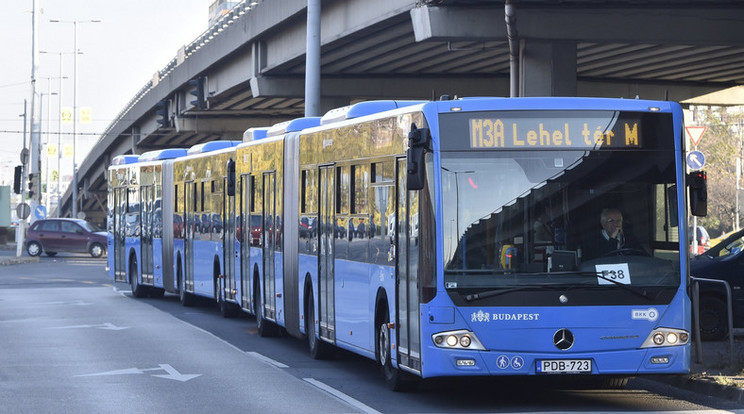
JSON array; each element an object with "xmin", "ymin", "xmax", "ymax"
[
  {"xmin": 218, "ymin": 277, "xmax": 239, "ymax": 318},
  {"xmin": 178, "ymin": 259, "xmax": 195, "ymax": 307},
  {"xmin": 376, "ymin": 306, "xmax": 416, "ymax": 392},
  {"xmin": 129, "ymin": 254, "xmax": 147, "ymax": 298},
  {"xmin": 254, "ymin": 282, "xmax": 276, "ymax": 337},
  {"xmin": 306, "ymin": 289, "xmax": 332, "ymax": 360}
]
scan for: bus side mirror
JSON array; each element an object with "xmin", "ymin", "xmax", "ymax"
[
  {"xmin": 688, "ymin": 170, "xmax": 707, "ymax": 217},
  {"xmin": 226, "ymin": 158, "xmax": 236, "ymax": 197},
  {"xmin": 407, "ymin": 124, "xmax": 430, "ymax": 191}
]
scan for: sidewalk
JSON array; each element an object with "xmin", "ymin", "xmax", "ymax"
[{"xmin": 0, "ymin": 243, "xmax": 39, "ymax": 265}]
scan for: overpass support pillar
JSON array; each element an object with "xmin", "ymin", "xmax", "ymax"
[{"xmin": 519, "ymin": 40, "xmax": 577, "ymax": 97}]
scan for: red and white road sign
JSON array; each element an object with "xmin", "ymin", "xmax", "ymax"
[{"xmin": 685, "ymin": 126, "xmax": 706, "ymax": 146}]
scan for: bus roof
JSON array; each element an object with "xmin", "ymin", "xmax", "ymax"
[
  {"xmin": 111, "ymin": 155, "xmax": 140, "ymax": 165},
  {"xmin": 267, "ymin": 117, "xmax": 322, "ymax": 137},
  {"xmin": 187, "ymin": 140, "xmax": 241, "ymax": 155},
  {"xmin": 320, "ymin": 100, "xmax": 426, "ymax": 125},
  {"xmin": 138, "ymin": 148, "xmax": 188, "ymax": 162},
  {"xmin": 243, "ymin": 127, "xmax": 270, "ymax": 142}
]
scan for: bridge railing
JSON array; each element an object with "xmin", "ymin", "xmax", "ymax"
[{"xmin": 97, "ymin": 0, "xmax": 258, "ymax": 143}]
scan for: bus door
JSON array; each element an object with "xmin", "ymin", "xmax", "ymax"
[
  {"xmin": 262, "ymin": 172, "xmax": 277, "ymax": 321},
  {"xmin": 395, "ymin": 158, "xmax": 421, "ymax": 371},
  {"xmin": 240, "ymin": 174, "xmax": 253, "ymax": 311},
  {"xmin": 318, "ymin": 165, "xmax": 336, "ymax": 342},
  {"xmin": 223, "ymin": 176, "xmax": 237, "ymax": 302},
  {"xmin": 114, "ymin": 187, "xmax": 127, "ymax": 282},
  {"xmin": 140, "ymin": 185, "xmax": 154, "ymax": 285},
  {"xmin": 184, "ymin": 181, "xmax": 196, "ymax": 293}
]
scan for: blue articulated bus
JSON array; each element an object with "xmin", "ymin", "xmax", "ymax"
[
  {"xmin": 108, "ymin": 97, "xmax": 707, "ymax": 390},
  {"xmin": 107, "ymin": 149, "xmax": 187, "ymax": 297}
]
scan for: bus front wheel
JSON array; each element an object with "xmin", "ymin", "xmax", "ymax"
[{"xmin": 376, "ymin": 309, "xmax": 416, "ymax": 391}]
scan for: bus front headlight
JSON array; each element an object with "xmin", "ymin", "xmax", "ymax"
[
  {"xmin": 432, "ymin": 330, "xmax": 485, "ymax": 350},
  {"xmin": 641, "ymin": 327, "xmax": 689, "ymax": 348}
]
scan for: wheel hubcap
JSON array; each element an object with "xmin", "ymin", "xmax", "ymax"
[{"xmin": 379, "ymin": 323, "xmax": 389, "ymax": 366}]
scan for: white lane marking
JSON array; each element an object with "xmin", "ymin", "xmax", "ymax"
[
  {"xmin": 303, "ymin": 377, "xmax": 381, "ymax": 414},
  {"xmin": 246, "ymin": 351, "xmax": 289, "ymax": 369}
]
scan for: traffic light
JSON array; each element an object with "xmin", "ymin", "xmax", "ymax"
[
  {"xmin": 155, "ymin": 100, "xmax": 171, "ymax": 128},
  {"xmin": 188, "ymin": 77, "xmax": 207, "ymax": 110},
  {"xmin": 13, "ymin": 165, "xmax": 22, "ymax": 194},
  {"xmin": 688, "ymin": 170, "xmax": 707, "ymax": 217},
  {"xmin": 28, "ymin": 173, "xmax": 36, "ymax": 199}
]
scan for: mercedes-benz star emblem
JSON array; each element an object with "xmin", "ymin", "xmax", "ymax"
[{"xmin": 553, "ymin": 328, "xmax": 574, "ymax": 350}]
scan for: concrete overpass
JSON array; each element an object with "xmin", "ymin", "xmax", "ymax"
[{"xmin": 64, "ymin": 0, "xmax": 744, "ymax": 225}]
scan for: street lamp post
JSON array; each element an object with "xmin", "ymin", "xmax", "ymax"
[
  {"xmin": 49, "ymin": 18, "xmax": 100, "ymax": 218},
  {"xmin": 40, "ymin": 50, "xmax": 71, "ymax": 217},
  {"xmin": 40, "ymin": 88, "xmax": 58, "ymax": 214}
]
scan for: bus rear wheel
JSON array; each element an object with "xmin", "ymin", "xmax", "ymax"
[
  {"xmin": 306, "ymin": 291, "xmax": 332, "ymax": 360},
  {"xmin": 178, "ymin": 262, "xmax": 195, "ymax": 307},
  {"xmin": 129, "ymin": 255, "xmax": 147, "ymax": 298},
  {"xmin": 254, "ymin": 284, "xmax": 276, "ymax": 337}
]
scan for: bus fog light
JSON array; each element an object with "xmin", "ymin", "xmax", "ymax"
[
  {"xmin": 679, "ymin": 333, "xmax": 689, "ymax": 343},
  {"xmin": 456, "ymin": 359, "xmax": 476, "ymax": 367},
  {"xmin": 653, "ymin": 333, "xmax": 664, "ymax": 345},
  {"xmin": 446, "ymin": 335, "xmax": 458, "ymax": 347},
  {"xmin": 666, "ymin": 332, "xmax": 678, "ymax": 344},
  {"xmin": 460, "ymin": 335, "xmax": 472, "ymax": 347},
  {"xmin": 434, "ymin": 335, "xmax": 444, "ymax": 345},
  {"xmin": 650, "ymin": 356, "xmax": 670, "ymax": 364}
]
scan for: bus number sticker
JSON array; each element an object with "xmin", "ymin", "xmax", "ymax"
[{"xmin": 595, "ymin": 263, "xmax": 631, "ymax": 285}]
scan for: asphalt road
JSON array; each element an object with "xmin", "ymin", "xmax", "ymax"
[{"xmin": 1, "ymin": 253, "xmax": 743, "ymax": 414}]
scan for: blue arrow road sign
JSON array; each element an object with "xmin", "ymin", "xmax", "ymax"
[
  {"xmin": 34, "ymin": 205, "xmax": 47, "ymax": 220},
  {"xmin": 687, "ymin": 151, "xmax": 705, "ymax": 170}
]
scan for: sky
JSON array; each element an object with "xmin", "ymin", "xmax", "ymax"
[{"xmin": 0, "ymin": 0, "xmax": 209, "ymax": 189}]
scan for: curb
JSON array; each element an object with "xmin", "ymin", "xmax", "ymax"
[
  {"xmin": 0, "ymin": 243, "xmax": 40, "ymax": 265},
  {"xmin": 652, "ymin": 375, "xmax": 744, "ymax": 404},
  {"xmin": 0, "ymin": 256, "xmax": 40, "ymax": 266}
]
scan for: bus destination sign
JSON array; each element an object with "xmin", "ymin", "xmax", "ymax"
[{"xmin": 469, "ymin": 117, "xmax": 641, "ymax": 150}]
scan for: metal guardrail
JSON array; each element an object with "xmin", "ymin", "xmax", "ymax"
[{"xmin": 691, "ymin": 276, "xmax": 734, "ymax": 366}]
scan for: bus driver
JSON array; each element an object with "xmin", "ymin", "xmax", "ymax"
[{"xmin": 583, "ymin": 207, "xmax": 645, "ymax": 260}]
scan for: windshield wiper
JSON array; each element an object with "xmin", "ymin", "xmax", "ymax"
[
  {"xmin": 444, "ymin": 269, "xmax": 515, "ymax": 275},
  {"xmin": 464, "ymin": 284, "xmax": 564, "ymax": 302}
]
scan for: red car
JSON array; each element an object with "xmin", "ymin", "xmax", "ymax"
[{"xmin": 25, "ymin": 218, "xmax": 107, "ymax": 258}]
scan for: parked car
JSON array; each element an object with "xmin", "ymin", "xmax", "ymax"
[
  {"xmin": 689, "ymin": 228, "xmax": 744, "ymax": 340},
  {"xmin": 689, "ymin": 225, "xmax": 710, "ymax": 255},
  {"xmin": 25, "ymin": 218, "xmax": 107, "ymax": 258}
]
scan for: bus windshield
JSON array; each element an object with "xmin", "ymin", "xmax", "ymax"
[{"xmin": 439, "ymin": 110, "xmax": 681, "ymax": 306}]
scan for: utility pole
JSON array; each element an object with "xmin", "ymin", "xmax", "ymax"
[
  {"xmin": 29, "ymin": 0, "xmax": 41, "ymax": 209},
  {"xmin": 16, "ymin": 101, "xmax": 28, "ymax": 257}
]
